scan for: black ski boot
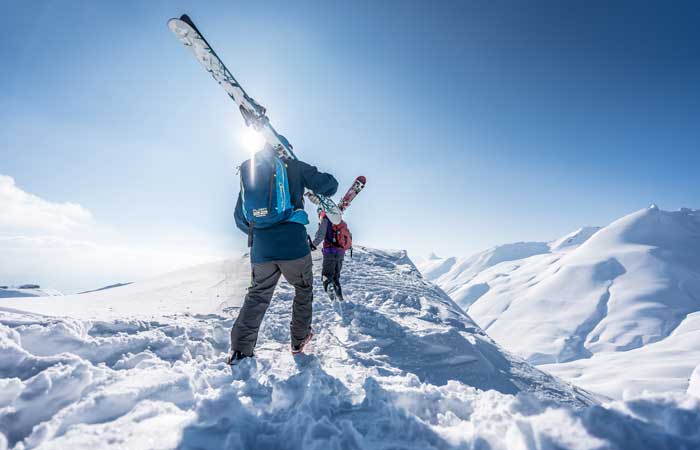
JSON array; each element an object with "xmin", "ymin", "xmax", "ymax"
[
  {"xmin": 323, "ymin": 276, "xmax": 336, "ymax": 301},
  {"xmin": 226, "ymin": 350, "xmax": 252, "ymax": 365},
  {"xmin": 334, "ymin": 283, "xmax": 344, "ymax": 301},
  {"xmin": 291, "ymin": 330, "xmax": 314, "ymax": 354}
]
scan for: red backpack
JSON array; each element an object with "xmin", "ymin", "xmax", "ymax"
[{"xmin": 332, "ymin": 221, "xmax": 353, "ymax": 250}]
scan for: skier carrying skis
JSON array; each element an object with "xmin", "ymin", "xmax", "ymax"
[
  {"xmin": 311, "ymin": 209, "xmax": 352, "ymax": 301},
  {"xmin": 228, "ymin": 144, "xmax": 338, "ymax": 364}
]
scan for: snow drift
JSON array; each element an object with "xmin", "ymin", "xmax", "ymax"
[
  {"xmin": 0, "ymin": 287, "xmax": 62, "ymax": 299},
  {"xmin": 1, "ymin": 246, "xmax": 699, "ymax": 449},
  {"xmin": 423, "ymin": 206, "xmax": 700, "ymax": 399}
]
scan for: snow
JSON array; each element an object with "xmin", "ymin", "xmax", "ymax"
[
  {"xmin": 2, "ymin": 246, "xmax": 699, "ymax": 449},
  {"xmin": 689, "ymin": 365, "xmax": 700, "ymax": 397},
  {"xmin": 422, "ymin": 207, "xmax": 700, "ymax": 400},
  {"xmin": 421, "ymin": 242, "xmax": 552, "ymax": 308},
  {"xmin": 0, "ymin": 288, "xmax": 62, "ymax": 299},
  {"xmin": 0, "ymin": 259, "xmax": 250, "ymax": 320},
  {"xmin": 549, "ymin": 226, "xmax": 602, "ymax": 252}
]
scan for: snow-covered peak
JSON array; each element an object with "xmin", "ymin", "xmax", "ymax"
[
  {"xmin": 427, "ymin": 206, "xmax": 700, "ymax": 399},
  {"xmin": 418, "ymin": 239, "xmax": 571, "ymax": 307},
  {"xmin": 0, "ymin": 286, "xmax": 63, "ymax": 299},
  {"xmin": 420, "ymin": 242, "xmax": 551, "ymax": 283},
  {"xmin": 418, "ymin": 255, "xmax": 457, "ymax": 282},
  {"xmin": 573, "ymin": 206, "xmax": 700, "ymax": 265},
  {"xmin": 549, "ymin": 226, "xmax": 602, "ymax": 251}
]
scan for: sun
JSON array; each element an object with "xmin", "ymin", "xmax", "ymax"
[{"xmin": 240, "ymin": 127, "xmax": 266, "ymax": 154}]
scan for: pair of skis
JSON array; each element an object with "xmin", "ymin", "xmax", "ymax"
[
  {"xmin": 168, "ymin": 14, "xmax": 364, "ymax": 223},
  {"xmin": 306, "ymin": 175, "xmax": 366, "ymax": 216}
]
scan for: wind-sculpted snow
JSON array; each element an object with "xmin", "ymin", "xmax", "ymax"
[
  {"xmin": 424, "ymin": 207, "xmax": 700, "ymax": 399},
  {"xmin": 0, "ymin": 288, "xmax": 62, "ymax": 299},
  {"xmin": 1, "ymin": 247, "xmax": 699, "ymax": 449},
  {"xmin": 420, "ymin": 242, "xmax": 551, "ymax": 307},
  {"xmin": 689, "ymin": 366, "xmax": 700, "ymax": 398}
]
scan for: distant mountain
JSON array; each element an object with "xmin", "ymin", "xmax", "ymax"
[
  {"xmin": 0, "ymin": 286, "xmax": 63, "ymax": 299},
  {"xmin": 420, "ymin": 241, "xmax": 553, "ymax": 307},
  {"xmin": 422, "ymin": 206, "xmax": 700, "ymax": 398}
]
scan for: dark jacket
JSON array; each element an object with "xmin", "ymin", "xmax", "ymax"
[{"xmin": 234, "ymin": 150, "xmax": 338, "ymax": 263}]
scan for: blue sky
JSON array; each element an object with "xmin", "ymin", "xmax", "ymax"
[{"xmin": 2, "ymin": 1, "xmax": 699, "ymax": 290}]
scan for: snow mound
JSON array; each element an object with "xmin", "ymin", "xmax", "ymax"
[
  {"xmin": 0, "ymin": 249, "xmax": 628, "ymax": 449},
  {"xmin": 419, "ymin": 242, "xmax": 551, "ymax": 307},
  {"xmin": 419, "ymin": 255, "xmax": 457, "ymax": 281},
  {"xmin": 549, "ymin": 226, "xmax": 602, "ymax": 251},
  {"xmin": 0, "ymin": 287, "xmax": 62, "ymax": 299},
  {"xmin": 2, "ymin": 246, "xmax": 699, "ymax": 449},
  {"xmin": 0, "ymin": 259, "xmax": 251, "ymax": 319},
  {"xmin": 689, "ymin": 365, "xmax": 700, "ymax": 398},
  {"xmin": 428, "ymin": 207, "xmax": 700, "ymax": 399}
]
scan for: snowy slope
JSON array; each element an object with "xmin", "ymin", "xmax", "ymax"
[
  {"xmin": 421, "ymin": 242, "xmax": 552, "ymax": 307},
  {"xmin": 540, "ymin": 309, "xmax": 700, "ymax": 398},
  {"xmin": 2, "ymin": 246, "xmax": 699, "ymax": 449},
  {"xmin": 0, "ymin": 259, "xmax": 250, "ymax": 320},
  {"xmin": 0, "ymin": 288, "xmax": 62, "ymax": 299},
  {"xmin": 689, "ymin": 365, "xmax": 700, "ymax": 397},
  {"xmin": 420, "ymin": 228, "xmax": 602, "ymax": 308},
  {"xmin": 2, "ymin": 249, "xmax": 590, "ymax": 404},
  {"xmin": 424, "ymin": 207, "xmax": 700, "ymax": 399}
]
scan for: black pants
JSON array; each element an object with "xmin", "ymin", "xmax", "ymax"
[
  {"xmin": 322, "ymin": 252, "xmax": 344, "ymax": 298},
  {"xmin": 230, "ymin": 254, "xmax": 313, "ymax": 355}
]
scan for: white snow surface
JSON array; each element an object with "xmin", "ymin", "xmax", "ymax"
[
  {"xmin": 689, "ymin": 365, "xmax": 700, "ymax": 397},
  {"xmin": 0, "ymin": 288, "xmax": 62, "ymax": 299},
  {"xmin": 1, "ymin": 247, "xmax": 699, "ymax": 449},
  {"xmin": 422, "ymin": 207, "xmax": 700, "ymax": 399}
]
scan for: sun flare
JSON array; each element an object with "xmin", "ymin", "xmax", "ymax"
[{"xmin": 240, "ymin": 127, "xmax": 266, "ymax": 154}]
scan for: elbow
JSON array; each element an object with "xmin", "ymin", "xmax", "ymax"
[{"xmin": 326, "ymin": 177, "xmax": 339, "ymax": 196}]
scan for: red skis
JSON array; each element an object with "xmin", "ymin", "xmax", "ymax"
[{"xmin": 339, "ymin": 176, "xmax": 367, "ymax": 212}]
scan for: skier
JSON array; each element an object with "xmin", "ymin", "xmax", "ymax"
[
  {"xmin": 311, "ymin": 209, "xmax": 352, "ymax": 301},
  {"xmin": 227, "ymin": 144, "xmax": 338, "ymax": 365}
]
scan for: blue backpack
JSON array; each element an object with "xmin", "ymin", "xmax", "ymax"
[{"xmin": 240, "ymin": 153, "xmax": 309, "ymax": 229}]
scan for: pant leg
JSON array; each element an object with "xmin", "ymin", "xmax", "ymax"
[
  {"xmin": 322, "ymin": 253, "xmax": 334, "ymax": 281},
  {"xmin": 321, "ymin": 253, "xmax": 335, "ymax": 292},
  {"xmin": 230, "ymin": 261, "xmax": 281, "ymax": 355},
  {"xmin": 333, "ymin": 254, "xmax": 344, "ymax": 285},
  {"xmin": 278, "ymin": 254, "xmax": 314, "ymax": 346},
  {"xmin": 333, "ymin": 254, "xmax": 344, "ymax": 298}
]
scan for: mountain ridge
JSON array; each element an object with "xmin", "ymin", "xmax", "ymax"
[{"xmin": 420, "ymin": 206, "xmax": 700, "ymax": 398}]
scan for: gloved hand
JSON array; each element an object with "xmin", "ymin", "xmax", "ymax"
[{"xmin": 307, "ymin": 235, "xmax": 318, "ymax": 251}]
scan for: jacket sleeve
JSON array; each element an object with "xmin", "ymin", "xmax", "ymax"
[
  {"xmin": 312, "ymin": 217, "xmax": 329, "ymax": 247},
  {"xmin": 299, "ymin": 161, "xmax": 339, "ymax": 197},
  {"xmin": 234, "ymin": 192, "xmax": 250, "ymax": 235}
]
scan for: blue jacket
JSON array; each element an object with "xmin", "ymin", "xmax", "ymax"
[{"xmin": 234, "ymin": 150, "xmax": 338, "ymax": 263}]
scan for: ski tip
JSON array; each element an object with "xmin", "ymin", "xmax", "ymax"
[
  {"xmin": 179, "ymin": 14, "xmax": 197, "ymax": 27},
  {"xmin": 167, "ymin": 14, "xmax": 193, "ymax": 28}
]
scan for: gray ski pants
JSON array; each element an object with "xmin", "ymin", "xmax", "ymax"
[{"xmin": 230, "ymin": 254, "xmax": 313, "ymax": 355}]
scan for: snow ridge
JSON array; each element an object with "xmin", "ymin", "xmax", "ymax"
[
  {"xmin": 1, "ymin": 246, "xmax": 699, "ymax": 449},
  {"xmin": 423, "ymin": 207, "xmax": 700, "ymax": 399}
]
